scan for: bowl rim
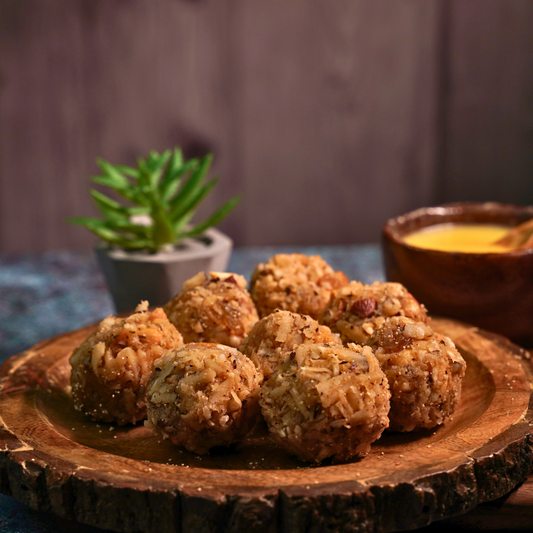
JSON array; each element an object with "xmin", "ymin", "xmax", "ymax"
[{"xmin": 383, "ymin": 201, "xmax": 533, "ymax": 257}]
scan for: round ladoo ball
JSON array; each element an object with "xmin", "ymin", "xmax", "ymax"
[
  {"xmin": 249, "ymin": 253, "xmax": 349, "ymax": 320},
  {"xmin": 164, "ymin": 271, "xmax": 259, "ymax": 348},
  {"xmin": 320, "ymin": 281, "xmax": 428, "ymax": 345},
  {"xmin": 240, "ymin": 310, "xmax": 341, "ymax": 379},
  {"xmin": 145, "ymin": 343, "xmax": 262, "ymax": 454},
  {"xmin": 69, "ymin": 301, "xmax": 184, "ymax": 425},
  {"xmin": 260, "ymin": 343, "xmax": 390, "ymax": 463},
  {"xmin": 367, "ymin": 316, "xmax": 466, "ymax": 432}
]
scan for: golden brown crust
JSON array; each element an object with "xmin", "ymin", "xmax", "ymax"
[
  {"xmin": 69, "ymin": 301, "xmax": 184, "ymax": 425},
  {"xmin": 164, "ymin": 272, "xmax": 259, "ymax": 348},
  {"xmin": 240, "ymin": 310, "xmax": 341, "ymax": 379},
  {"xmin": 145, "ymin": 343, "xmax": 262, "ymax": 454},
  {"xmin": 260, "ymin": 342, "xmax": 390, "ymax": 463},
  {"xmin": 249, "ymin": 253, "xmax": 349, "ymax": 319},
  {"xmin": 367, "ymin": 316, "xmax": 466, "ymax": 432},
  {"xmin": 68, "ymin": 255, "xmax": 466, "ymax": 462},
  {"xmin": 319, "ymin": 281, "xmax": 428, "ymax": 344}
]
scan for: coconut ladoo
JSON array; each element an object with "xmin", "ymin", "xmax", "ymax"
[
  {"xmin": 69, "ymin": 301, "xmax": 184, "ymax": 425},
  {"xmin": 366, "ymin": 316, "xmax": 466, "ymax": 432},
  {"xmin": 260, "ymin": 342, "xmax": 390, "ymax": 463},
  {"xmin": 145, "ymin": 343, "xmax": 262, "ymax": 455},
  {"xmin": 249, "ymin": 253, "xmax": 349, "ymax": 320},
  {"xmin": 164, "ymin": 271, "xmax": 259, "ymax": 348},
  {"xmin": 240, "ymin": 310, "xmax": 341, "ymax": 380},
  {"xmin": 319, "ymin": 281, "xmax": 428, "ymax": 345}
]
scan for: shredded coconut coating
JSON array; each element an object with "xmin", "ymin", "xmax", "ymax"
[
  {"xmin": 320, "ymin": 281, "xmax": 428, "ymax": 345},
  {"xmin": 164, "ymin": 272, "xmax": 259, "ymax": 348},
  {"xmin": 145, "ymin": 342, "xmax": 262, "ymax": 454},
  {"xmin": 240, "ymin": 310, "xmax": 342, "ymax": 379},
  {"xmin": 69, "ymin": 301, "xmax": 184, "ymax": 425},
  {"xmin": 367, "ymin": 316, "xmax": 466, "ymax": 432},
  {"xmin": 260, "ymin": 343, "xmax": 390, "ymax": 463},
  {"xmin": 249, "ymin": 253, "xmax": 349, "ymax": 320}
]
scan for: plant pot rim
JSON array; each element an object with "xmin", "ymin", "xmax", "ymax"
[{"xmin": 95, "ymin": 227, "xmax": 233, "ymax": 264}]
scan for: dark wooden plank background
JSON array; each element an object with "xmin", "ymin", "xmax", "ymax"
[{"xmin": 0, "ymin": 0, "xmax": 532, "ymax": 252}]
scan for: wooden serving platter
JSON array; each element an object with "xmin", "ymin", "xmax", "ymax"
[{"xmin": 0, "ymin": 317, "xmax": 532, "ymax": 533}]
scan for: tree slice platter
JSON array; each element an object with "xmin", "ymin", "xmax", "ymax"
[{"xmin": 0, "ymin": 317, "xmax": 532, "ymax": 533}]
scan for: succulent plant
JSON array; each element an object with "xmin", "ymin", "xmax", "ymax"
[{"xmin": 68, "ymin": 148, "xmax": 240, "ymax": 253}]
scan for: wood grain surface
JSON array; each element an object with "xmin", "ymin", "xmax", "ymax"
[
  {"xmin": 438, "ymin": 0, "xmax": 533, "ymax": 206},
  {"xmin": 0, "ymin": 317, "xmax": 532, "ymax": 533},
  {"xmin": 0, "ymin": 0, "xmax": 435, "ymax": 250},
  {"xmin": 3, "ymin": 1, "xmax": 533, "ymax": 253},
  {"xmin": 2, "ymin": 0, "xmax": 533, "ymax": 254}
]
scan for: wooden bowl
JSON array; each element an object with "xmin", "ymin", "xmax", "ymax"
[{"xmin": 382, "ymin": 202, "xmax": 533, "ymax": 347}]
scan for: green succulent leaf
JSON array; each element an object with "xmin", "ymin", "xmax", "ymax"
[
  {"xmin": 91, "ymin": 175, "xmax": 148, "ymax": 206},
  {"xmin": 169, "ymin": 178, "xmax": 218, "ymax": 225},
  {"xmin": 145, "ymin": 151, "xmax": 159, "ymax": 168},
  {"xmin": 68, "ymin": 216, "xmax": 151, "ymax": 239},
  {"xmin": 107, "ymin": 220, "xmax": 152, "ymax": 238},
  {"xmin": 68, "ymin": 216, "xmax": 105, "ymax": 229},
  {"xmin": 96, "ymin": 158, "xmax": 132, "ymax": 189},
  {"xmin": 90, "ymin": 190, "xmax": 130, "ymax": 223},
  {"xmin": 125, "ymin": 205, "xmax": 151, "ymax": 215},
  {"xmin": 91, "ymin": 175, "xmax": 129, "ymax": 190},
  {"xmin": 168, "ymin": 153, "xmax": 213, "ymax": 211},
  {"xmin": 150, "ymin": 197, "xmax": 175, "ymax": 249},
  {"xmin": 172, "ymin": 210, "xmax": 195, "ymax": 238},
  {"xmin": 147, "ymin": 150, "xmax": 171, "ymax": 189},
  {"xmin": 162, "ymin": 148, "xmax": 184, "ymax": 183},
  {"xmin": 114, "ymin": 165, "xmax": 139, "ymax": 179},
  {"xmin": 136, "ymin": 160, "xmax": 151, "ymax": 189},
  {"xmin": 181, "ymin": 195, "xmax": 241, "ymax": 238},
  {"xmin": 159, "ymin": 149, "xmax": 199, "ymax": 203},
  {"xmin": 68, "ymin": 147, "xmax": 238, "ymax": 251},
  {"xmin": 164, "ymin": 159, "xmax": 200, "ymax": 203},
  {"xmin": 67, "ymin": 217, "xmax": 127, "ymax": 244}
]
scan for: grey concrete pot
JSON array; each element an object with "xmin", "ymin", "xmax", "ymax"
[{"xmin": 95, "ymin": 228, "xmax": 232, "ymax": 313}]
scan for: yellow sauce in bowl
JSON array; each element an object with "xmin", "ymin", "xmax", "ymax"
[{"xmin": 403, "ymin": 223, "xmax": 513, "ymax": 253}]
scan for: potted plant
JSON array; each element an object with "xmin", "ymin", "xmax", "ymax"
[{"xmin": 69, "ymin": 147, "xmax": 240, "ymax": 312}]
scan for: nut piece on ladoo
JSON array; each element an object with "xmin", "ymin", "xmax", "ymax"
[
  {"xmin": 145, "ymin": 343, "xmax": 262, "ymax": 454},
  {"xmin": 240, "ymin": 310, "xmax": 341, "ymax": 380},
  {"xmin": 366, "ymin": 316, "xmax": 466, "ymax": 432},
  {"xmin": 69, "ymin": 301, "xmax": 184, "ymax": 425},
  {"xmin": 320, "ymin": 281, "xmax": 428, "ymax": 345},
  {"xmin": 249, "ymin": 253, "xmax": 349, "ymax": 320},
  {"xmin": 164, "ymin": 272, "xmax": 259, "ymax": 348},
  {"xmin": 260, "ymin": 342, "xmax": 390, "ymax": 463}
]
